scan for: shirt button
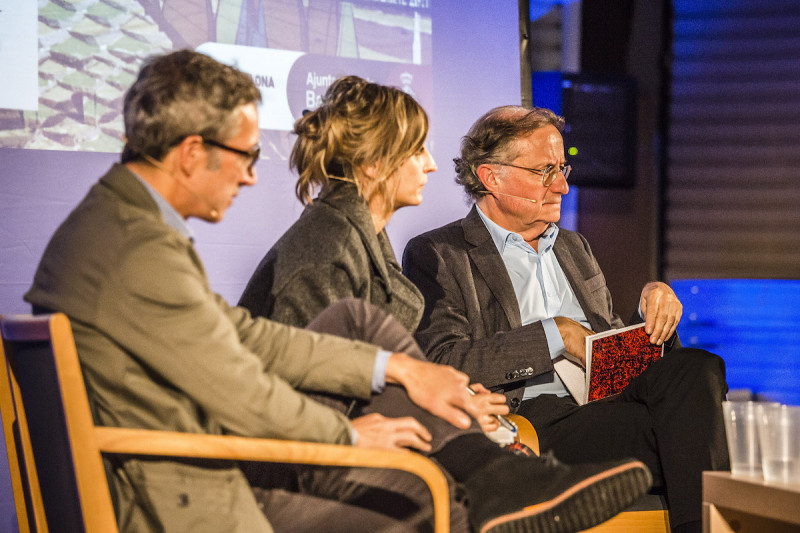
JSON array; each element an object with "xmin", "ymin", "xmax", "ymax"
[{"xmin": 510, "ymin": 398, "xmax": 520, "ymax": 408}]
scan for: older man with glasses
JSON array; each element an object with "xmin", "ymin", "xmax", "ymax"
[{"xmin": 403, "ymin": 105, "xmax": 730, "ymax": 533}]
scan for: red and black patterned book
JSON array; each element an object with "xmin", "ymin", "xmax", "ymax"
[{"xmin": 584, "ymin": 324, "xmax": 663, "ymax": 403}]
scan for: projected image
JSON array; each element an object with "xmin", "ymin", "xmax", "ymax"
[{"xmin": 0, "ymin": 0, "xmax": 432, "ymax": 156}]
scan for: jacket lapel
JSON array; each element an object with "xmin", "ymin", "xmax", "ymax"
[
  {"xmin": 462, "ymin": 206, "xmax": 523, "ymax": 328},
  {"xmin": 320, "ymin": 181, "xmax": 392, "ymax": 294},
  {"xmin": 553, "ymin": 237, "xmax": 608, "ymax": 332}
]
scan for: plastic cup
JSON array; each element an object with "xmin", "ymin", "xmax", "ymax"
[
  {"xmin": 756, "ymin": 404, "xmax": 800, "ymax": 484},
  {"xmin": 722, "ymin": 401, "xmax": 777, "ymax": 478}
]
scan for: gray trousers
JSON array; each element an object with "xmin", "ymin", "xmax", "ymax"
[{"xmin": 243, "ymin": 298, "xmax": 478, "ymax": 533}]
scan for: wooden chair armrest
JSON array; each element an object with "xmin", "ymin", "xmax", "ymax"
[
  {"xmin": 95, "ymin": 426, "xmax": 440, "ymax": 467},
  {"xmin": 94, "ymin": 427, "xmax": 450, "ymax": 532}
]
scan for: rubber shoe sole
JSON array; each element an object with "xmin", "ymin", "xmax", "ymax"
[{"xmin": 480, "ymin": 460, "xmax": 652, "ymax": 533}]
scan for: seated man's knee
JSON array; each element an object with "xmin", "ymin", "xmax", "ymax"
[
  {"xmin": 671, "ymin": 348, "xmax": 727, "ymax": 390},
  {"xmin": 307, "ymin": 298, "xmax": 375, "ymax": 335},
  {"xmin": 677, "ymin": 347, "xmax": 724, "ymax": 371},
  {"xmin": 307, "ymin": 298, "xmax": 423, "ymax": 357}
]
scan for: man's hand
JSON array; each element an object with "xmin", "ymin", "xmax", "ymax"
[
  {"xmin": 352, "ymin": 413, "xmax": 432, "ymax": 451},
  {"xmin": 640, "ymin": 281, "xmax": 682, "ymax": 345},
  {"xmin": 385, "ymin": 353, "xmax": 472, "ymax": 429},
  {"xmin": 465, "ymin": 383, "xmax": 509, "ymax": 433},
  {"xmin": 554, "ymin": 317, "xmax": 595, "ymax": 367}
]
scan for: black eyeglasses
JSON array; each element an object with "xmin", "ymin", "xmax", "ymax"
[
  {"xmin": 489, "ymin": 161, "xmax": 571, "ymax": 187},
  {"xmin": 202, "ymin": 138, "xmax": 261, "ymax": 175}
]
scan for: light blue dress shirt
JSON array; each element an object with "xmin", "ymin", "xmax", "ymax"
[
  {"xmin": 134, "ymin": 173, "xmax": 195, "ymax": 241},
  {"xmin": 476, "ymin": 205, "xmax": 591, "ymax": 399}
]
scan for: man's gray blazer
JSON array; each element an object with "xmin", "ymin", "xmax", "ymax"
[{"xmin": 402, "ymin": 205, "xmax": 625, "ymax": 410}]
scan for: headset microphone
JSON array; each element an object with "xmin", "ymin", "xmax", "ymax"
[
  {"xmin": 480, "ymin": 190, "xmax": 544, "ymax": 220},
  {"xmin": 491, "ymin": 191, "xmax": 538, "ymax": 204}
]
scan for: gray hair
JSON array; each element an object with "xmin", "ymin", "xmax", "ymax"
[
  {"xmin": 454, "ymin": 105, "xmax": 564, "ymax": 201},
  {"xmin": 121, "ymin": 49, "xmax": 261, "ymax": 163}
]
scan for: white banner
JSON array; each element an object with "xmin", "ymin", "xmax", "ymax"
[
  {"xmin": 0, "ymin": 1, "xmax": 38, "ymax": 110},
  {"xmin": 197, "ymin": 43, "xmax": 305, "ymax": 131}
]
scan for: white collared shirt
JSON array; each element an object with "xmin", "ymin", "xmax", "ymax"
[{"xmin": 476, "ymin": 205, "xmax": 590, "ymax": 398}]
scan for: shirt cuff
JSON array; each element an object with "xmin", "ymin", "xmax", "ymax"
[
  {"xmin": 542, "ymin": 318, "xmax": 566, "ymax": 360},
  {"xmin": 371, "ymin": 349, "xmax": 392, "ymax": 393},
  {"xmin": 351, "ymin": 426, "xmax": 358, "ymax": 446}
]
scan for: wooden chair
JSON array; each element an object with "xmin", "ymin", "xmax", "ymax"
[
  {"xmin": 506, "ymin": 415, "xmax": 670, "ymax": 532},
  {"xmin": 0, "ymin": 313, "xmax": 450, "ymax": 533}
]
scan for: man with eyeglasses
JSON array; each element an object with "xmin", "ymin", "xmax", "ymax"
[{"xmin": 403, "ymin": 105, "xmax": 729, "ymax": 533}]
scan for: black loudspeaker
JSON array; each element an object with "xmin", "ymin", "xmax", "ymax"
[{"xmin": 532, "ymin": 71, "xmax": 636, "ymax": 188}]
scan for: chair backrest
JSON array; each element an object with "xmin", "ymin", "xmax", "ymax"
[
  {"xmin": 0, "ymin": 319, "xmax": 43, "ymax": 532},
  {"xmin": 0, "ymin": 314, "xmax": 118, "ymax": 533}
]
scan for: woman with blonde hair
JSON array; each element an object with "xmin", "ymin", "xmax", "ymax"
[
  {"xmin": 240, "ymin": 75, "xmax": 436, "ymax": 333},
  {"xmin": 240, "ymin": 75, "xmax": 510, "ymax": 433}
]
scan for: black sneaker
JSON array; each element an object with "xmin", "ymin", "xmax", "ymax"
[{"xmin": 466, "ymin": 452, "xmax": 652, "ymax": 533}]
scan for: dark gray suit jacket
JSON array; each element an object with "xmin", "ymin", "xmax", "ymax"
[{"xmin": 402, "ymin": 205, "xmax": 626, "ymax": 410}]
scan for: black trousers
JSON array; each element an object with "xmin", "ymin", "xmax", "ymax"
[
  {"xmin": 516, "ymin": 347, "xmax": 729, "ymax": 529},
  {"xmin": 244, "ymin": 298, "xmax": 479, "ymax": 533}
]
